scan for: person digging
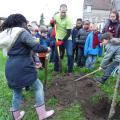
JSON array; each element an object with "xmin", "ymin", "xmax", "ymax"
[{"xmin": 94, "ymin": 32, "xmax": 120, "ymax": 84}]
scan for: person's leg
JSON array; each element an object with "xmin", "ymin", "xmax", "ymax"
[
  {"xmin": 32, "ymin": 79, "xmax": 44, "ymax": 106},
  {"xmin": 80, "ymin": 48, "xmax": 86, "ymax": 67},
  {"xmin": 64, "ymin": 40, "xmax": 73, "ymax": 73},
  {"xmin": 54, "ymin": 46, "xmax": 59, "ymax": 72},
  {"xmin": 11, "ymin": 88, "xmax": 23, "ymax": 111},
  {"xmin": 85, "ymin": 55, "xmax": 92, "ymax": 69},
  {"xmin": 77, "ymin": 47, "xmax": 83, "ymax": 67},
  {"xmin": 11, "ymin": 88, "xmax": 25, "ymax": 120},
  {"xmin": 32, "ymin": 79, "xmax": 54, "ymax": 120},
  {"xmin": 75, "ymin": 46, "xmax": 78, "ymax": 63},
  {"xmin": 90, "ymin": 55, "xmax": 96, "ymax": 69},
  {"xmin": 73, "ymin": 48, "xmax": 75, "ymax": 63},
  {"xmin": 59, "ymin": 44, "xmax": 65, "ymax": 59},
  {"xmin": 50, "ymin": 46, "xmax": 54, "ymax": 63},
  {"xmin": 102, "ymin": 61, "xmax": 119, "ymax": 82},
  {"xmin": 94, "ymin": 61, "xmax": 119, "ymax": 84}
]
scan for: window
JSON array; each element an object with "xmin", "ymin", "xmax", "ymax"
[{"xmin": 87, "ymin": 6, "xmax": 91, "ymax": 13}]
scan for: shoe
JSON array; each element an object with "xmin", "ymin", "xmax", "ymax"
[
  {"xmin": 67, "ymin": 72, "xmax": 72, "ymax": 76},
  {"xmin": 35, "ymin": 104, "xmax": 54, "ymax": 120},
  {"xmin": 11, "ymin": 110, "xmax": 25, "ymax": 120},
  {"xmin": 93, "ymin": 77, "xmax": 105, "ymax": 84},
  {"xmin": 74, "ymin": 63, "xmax": 77, "ymax": 66}
]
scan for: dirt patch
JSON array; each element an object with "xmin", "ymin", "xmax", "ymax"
[{"xmin": 45, "ymin": 73, "xmax": 120, "ymax": 120}]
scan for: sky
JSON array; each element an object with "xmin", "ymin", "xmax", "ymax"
[{"xmin": 0, "ymin": 0, "xmax": 84, "ymax": 24}]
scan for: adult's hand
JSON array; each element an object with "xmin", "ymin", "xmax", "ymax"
[{"xmin": 56, "ymin": 40, "xmax": 64, "ymax": 46}]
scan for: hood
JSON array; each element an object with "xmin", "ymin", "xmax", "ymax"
[
  {"xmin": 0, "ymin": 27, "xmax": 25, "ymax": 52},
  {"xmin": 110, "ymin": 38, "xmax": 120, "ymax": 45}
]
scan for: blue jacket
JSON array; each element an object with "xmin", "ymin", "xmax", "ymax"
[
  {"xmin": 84, "ymin": 31, "xmax": 102, "ymax": 56},
  {"xmin": 47, "ymin": 28, "xmax": 56, "ymax": 47},
  {"xmin": 40, "ymin": 36, "xmax": 50, "ymax": 47},
  {"xmin": 6, "ymin": 30, "xmax": 48, "ymax": 89}
]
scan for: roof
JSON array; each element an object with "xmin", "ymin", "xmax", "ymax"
[
  {"xmin": 84, "ymin": 0, "xmax": 112, "ymax": 11},
  {"xmin": 0, "ymin": 17, "xmax": 6, "ymax": 20}
]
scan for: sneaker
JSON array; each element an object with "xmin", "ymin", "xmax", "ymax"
[
  {"xmin": 93, "ymin": 77, "xmax": 105, "ymax": 84},
  {"xmin": 67, "ymin": 73, "xmax": 72, "ymax": 76}
]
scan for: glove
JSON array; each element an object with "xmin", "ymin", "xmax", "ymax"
[
  {"xmin": 56, "ymin": 40, "xmax": 64, "ymax": 46},
  {"xmin": 50, "ymin": 18, "xmax": 56, "ymax": 25}
]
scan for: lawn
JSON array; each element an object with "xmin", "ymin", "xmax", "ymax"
[
  {"xmin": 0, "ymin": 51, "xmax": 86, "ymax": 120},
  {"xmin": 0, "ymin": 51, "xmax": 120, "ymax": 120}
]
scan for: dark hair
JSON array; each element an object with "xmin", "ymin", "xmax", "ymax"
[
  {"xmin": 77, "ymin": 18, "xmax": 82, "ymax": 22},
  {"xmin": 110, "ymin": 10, "xmax": 119, "ymax": 21},
  {"xmin": 1, "ymin": 14, "xmax": 27, "ymax": 31},
  {"xmin": 102, "ymin": 32, "xmax": 112, "ymax": 40},
  {"xmin": 60, "ymin": 4, "xmax": 67, "ymax": 9},
  {"xmin": 83, "ymin": 20, "xmax": 90, "ymax": 25}
]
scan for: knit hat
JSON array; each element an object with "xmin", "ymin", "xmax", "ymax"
[
  {"xmin": 28, "ymin": 23, "xmax": 39, "ymax": 31},
  {"xmin": 40, "ymin": 26, "xmax": 48, "ymax": 33},
  {"xmin": 102, "ymin": 32, "xmax": 112, "ymax": 40}
]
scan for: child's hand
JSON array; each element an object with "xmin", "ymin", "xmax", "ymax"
[
  {"xmin": 100, "ymin": 43, "xmax": 103, "ymax": 46},
  {"xmin": 98, "ymin": 67, "xmax": 102, "ymax": 70},
  {"xmin": 47, "ymin": 47, "xmax": 51, "ymax": 53},
  {"xmin": 35, "ymin": 63, "xmax": 42, "ymax": 69}
]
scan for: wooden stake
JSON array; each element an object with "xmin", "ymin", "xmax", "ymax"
[{"xmin": 107, "ymin": 72, "xmax": 120, "ymax": 120}]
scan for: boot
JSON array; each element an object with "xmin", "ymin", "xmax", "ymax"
[
  {"xmin": 35, "ymin": 104, "xmax": 54, "ymax": 120},
  {"xmin": 11, "ymin": 110, "xmax": 25, "ymax": 120}
]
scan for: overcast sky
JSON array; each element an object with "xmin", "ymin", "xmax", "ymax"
[{"xmin": 0, "ymin": 0, "xmax": 84, "ymax": 24}]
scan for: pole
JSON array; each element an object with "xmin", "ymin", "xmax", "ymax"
[{"xmin": 107, "ymin": 71, "xmax": 120, "ymax": 120}]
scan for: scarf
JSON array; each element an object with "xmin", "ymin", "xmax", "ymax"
[{"xmin": 92, "ymin": 31, "xmax": 99, "ymax": 49}]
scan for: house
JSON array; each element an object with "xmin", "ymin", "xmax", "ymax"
[
  {"xmin": 83, "ymin": 0, "xmax": 120, "ymax": 23},
  {"xmin": 83, "ymin": 0, "xmax": 113, "ymax": 23},
  {"xmin": 83, "ymin": 0, "xmax": 120, "ymax": 31}
]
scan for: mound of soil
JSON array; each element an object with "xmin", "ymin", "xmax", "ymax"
[{"xmin": 45, "ymin": 73, "xmax": 120, "ymax": 120}]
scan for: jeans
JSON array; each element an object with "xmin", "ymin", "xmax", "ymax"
[
  {"xmin": 85, "ymin": 55, "xmax": 96, "ymax": 69},
  {"xmin": 11, "ymin": 79, "xmax": 44, "ymax": 111},
  {"xmin": 50, "ymin": 39, "xmax": 56, "ymax": 63},
  {"xmin": 50, "ymin": 46, "xmax": 55, "ymax": 63},
  {"xmin": 77, "ymin": 47, "xmax": 86, "ymax": 67},
  {"xmin": 73, "ymin": 46, "xmax": 78, "ymax": 63},
  {"xmin": 54, "ymin": 40, "xmax": 73, "ymax": 73},
  {"xmin": 102, "ymin": 61, "xmax": 119, "ymax": 81}
]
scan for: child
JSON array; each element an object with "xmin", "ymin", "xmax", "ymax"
[
  {"xmin": 84, "ymin": 24, "xmax": 102, "ymax": 69},
  {"xmin": 71, "ymin": 18, "xmax": 83, "ymax": 65},
  {"xmin": 39, "ymin": 26, "xmax": 50, "ymax": 67},
  {"xmin": 0, "ymin": 14, "xmax": 54, "ymax": 120},
  {"xmin": 94, "ymin": 32, "xmax": 120, "ymax": 84},
  {"xmin": 76, "ymin": 20, "xmax": 90, "ymax": 67}
]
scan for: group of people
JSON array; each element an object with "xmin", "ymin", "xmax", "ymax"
[{"xmin": 0, "ymin": 3, "xmax": 120, "ymax": 120}]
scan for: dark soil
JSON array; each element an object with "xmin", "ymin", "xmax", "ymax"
[{"xmin": 45, "ymin": 73, "xmax": 120, "ymax": 120}]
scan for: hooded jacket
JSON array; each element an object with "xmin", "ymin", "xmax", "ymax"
[
  {"xmin": 0, "ymin": 27, "xmax": 48, "ymax": 89},
  {"xmin": 100, "ymin": 38, "xmax": 120, "ymax": 68}
]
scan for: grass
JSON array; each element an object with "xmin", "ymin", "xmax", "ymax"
[
  {"xmin": 0, "ymin": 50, "xmax": 120, "ymax": 119},
  {"xmin": 0, "ymin": 51, "xmax": 86, "ymax": 120}
]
